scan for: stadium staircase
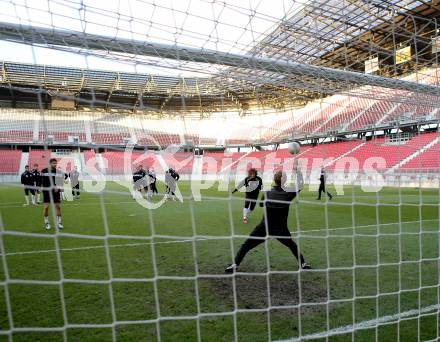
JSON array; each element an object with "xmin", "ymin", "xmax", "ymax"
[
  {"xmin": 79, "ymin": 152, "xmax": 87, "ymax": 171},
  {"xmin": 296, "ymin": 140, "xmax": 362, "ymax": 169},
  {"xmin": 312, "ymin": 96, "xmax": 353, "ymax": 134},
  {"xmin": 399, "ymin": 138, "xmax": 439, "ymax": 170},
  {"xmin": 94, "ymin": 153, "xmax": 107, "ymax": 173},
  {"xmin": 325, "ymin": 142, "xmax": 366, "ymax": 168},
  {"xmin": 18, "ymin": 151, "xmax": 28, "ymax": 172},
  {"xmin": 402, "ymin": 142, "xmax": 439, "ymax": 170},
  {"xmin": 219, "ymin": 151, "xmax": 252, "ymax": 173},
  {"xmin": 341, "ymin": 99, "xmax": 373, "ymax": 131},
  {"xmin": 375, "ymin": 104, "xmax": 400, "ymax": 126},
  {"xmin": 33, "ymin": 119, "xmax": 39, "ymax": 141},
  {"xmin": 341, "ymin": 133, "xmax": 438, "ymax": 170},
  {"xmin": 84, "ymin": 120, "xmax": 93, "ymax": 143}
]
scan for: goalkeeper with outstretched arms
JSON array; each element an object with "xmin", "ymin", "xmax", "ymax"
[
  {"xmin": 232, "ymin": 168, "xmax": 263, "ymax": 224},
  {"xmin": 225, "ymin": 167, "xmax": 311, "ymax": 273}
]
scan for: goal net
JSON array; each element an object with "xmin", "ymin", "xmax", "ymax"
[{"xmin": 0, "ymin": 0, "xmax": 439, "ymax": 341}]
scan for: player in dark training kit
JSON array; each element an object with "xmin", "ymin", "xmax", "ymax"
[
  {"xmin": 41, "ymin": 158, "xmax": 65, "ymax": 230},
  {"xmin": 225, "ymin": 170, "xmax": 311, "ymax": 273},
  {"xmin": 316, "ymin": 167, "xmax": 333, "ymax": 200},
  {"xmin": 140, "ymin": 165, "xmax": 149, "ymax": 193},
  {"xmin": 132, "ymin": 165, "xmax": 144, "ymax": 199},
  {"xmin": 149, "ymin": 167, "xmax": 158, "ymax": 195},
  {"xmin": 21, "ymin": 165, "xmax": 35, "ymax": 206},
  {"xmin": 165, "ymin": 168, "xmax": 180, "ymax": 200},
  {"xmin": 69, "ymin": 166, "xmax": 80, "ymax": 199},
  {"xmin": 232, "ymin": 168, "xmax": 263, "ymax": 224},
  {"xmin": 31, "ymin": 164, "xmax": 42, "ymax": 204}
]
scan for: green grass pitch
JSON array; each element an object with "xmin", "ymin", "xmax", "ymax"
[{"xmin": 0, "ymin": 181, "xmax": 439, "ymax": 341}]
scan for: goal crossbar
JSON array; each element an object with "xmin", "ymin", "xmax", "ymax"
[{"xmin": 0, "ymin": 22, "xmax": 440, "ymax": 97}]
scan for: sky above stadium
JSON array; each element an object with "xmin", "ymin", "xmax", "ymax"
[{"xmin": 0, "ymin": 0, "xmax": 304, "ymax": 77}]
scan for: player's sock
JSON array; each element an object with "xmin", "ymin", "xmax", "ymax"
[
  {"xmin": 57, "ymin": 216, "xmax": 63, "ymax": 229},
  {"xmin": 24, "ymin": 195, "xmax": 29, "ymax": 205},
  {"xmin": 243, "ymin": 208, "xmax": 251, "ymax": 219},
  {"xmin": 37, "ymin": 193, "xmax": 40, "ymax": 203},
  {"xmin": 44, "ymin": 216, "xmax": 51, "ymax": 230},
  {"xmin": 242, "ymin": 208, "xmax": 248, "ymax": 219},
  {"xmin": 31, "ymin": 195, "xmax": 35, "ymax": 205}
]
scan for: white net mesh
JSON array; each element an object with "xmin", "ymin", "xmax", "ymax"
[{"xmin": 0, "ymin": 0, "xmax": 439, "ymax": 341}]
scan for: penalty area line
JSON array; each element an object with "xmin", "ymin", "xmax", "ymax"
[
  {"xmin": 275, "ymin": 304, "xmax": 440, "ymax": 342},
  {"xmin": 1, "ymin": 219, "xmax": 438, "ymax": 256},
  {"xmin": 0, "ymin": 238, "xmax": 209, "ymax": 257}
]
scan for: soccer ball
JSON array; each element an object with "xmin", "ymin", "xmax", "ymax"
[{"xmin": 287, "ymin": 142, "xmax": 301, "ymax": 155}]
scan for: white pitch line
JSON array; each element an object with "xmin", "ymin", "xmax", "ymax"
[
  {"xmin": 292, "ymin": 218, "xmax": 438, "ymax": 235},
  {"xmin": 276, "ymin": 304, "xmax": 440, "ymax": 342},
  {"xmin": 1, "ymin": 238, "xmax": 208, "ymax": 257},
  {"xmin": 0, "ymin": 200, "xmax": 149, "ymax": 209},
  {"xmin": 1, "ymin": 219, "xmax": 438, "ymax": 257}
]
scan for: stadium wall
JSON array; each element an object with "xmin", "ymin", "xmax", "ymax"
[{"xmin": 1, "ymin": 169, "xmax": 439, "ymax": 190}]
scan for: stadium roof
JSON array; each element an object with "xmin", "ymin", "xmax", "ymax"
[
  {"xmin": 0, "ymin": 60, "xmax": 304, "ymax": 114},
  {"xmin": 254, "ymin": 0, "xmax": 435, "ymax": 66}
]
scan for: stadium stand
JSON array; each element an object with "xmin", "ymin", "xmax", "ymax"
[
  {"xmin": 137, "ymin": 133, "xmax": 181, "ymax": 146},
  {"xmin": 299, "ymin": 141, "xmax": 362, "ymax": 168},
  {"xmin": 28, "ymin": 150, "xmax": 52, "ymax": 168},
  {"xmin": 0, "ymin": 109, "xmax": 36, "ymax": 143},
  {"xmin": 55, "ymin": 155, "xmax": 76, "ymax": 173},
  {"xmin": 401, "ymin": 142, "xmax": 439, "ymax": 170},
  {"xmin": 0, "ymin": 67, "xmax": 438, "ymax": 148},
  {"xmin": 0, "ymin": 130, "xmax": 34, "ymax": 143},
  {"xmin": 3, "ymin": 132, "xmax": 438, "ymax": 176},
  {"xmin": 91, "ymin": 133, "xmax": 129, "ymax": 145},
  {"xmin": 338, "ymin": 133, "xmax": 438, "ymax": 170},
  {"xmin": 0, "ymin": 150, "xmax": 21, "ymax": 173},
  {"xmin": 160, "ymin": 152, "xmax": 194, "ymax": 174},
  {"xmin": 83, "ymin": 150, "xmax": 96, "ymax": 163},
  {"xmin": 101, "ymin": 151, "xmax": 132, "ymax": 175},
  {"xmin": 100, "ymin": 150, "xmax": 194, "ymax": 175},
  {"xmin": 202, "ymin": 151, "xmax": 245, "ymax": 173}
]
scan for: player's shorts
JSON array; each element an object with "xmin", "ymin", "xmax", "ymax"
[
  {"xmin": 24, "ymin": 187, "xmax": 35, "ymax": 195},
  {"xmin": 244, "ymin": 193, "xmax": 259, "ymax": 211},
  {"xmin": 253, "ymin": 219, "xmax": 291, "ymax": 238},
  {"xmin": 133, "ymin": 182, "xmax": 143, "ymax": 191},
  {"xmin": 43, "ymin": 190, "xmax": 61, "ymax": 204},
  {"xmin": 166, "ymin": 182, "xmax": 176, "ymax": 193}
]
